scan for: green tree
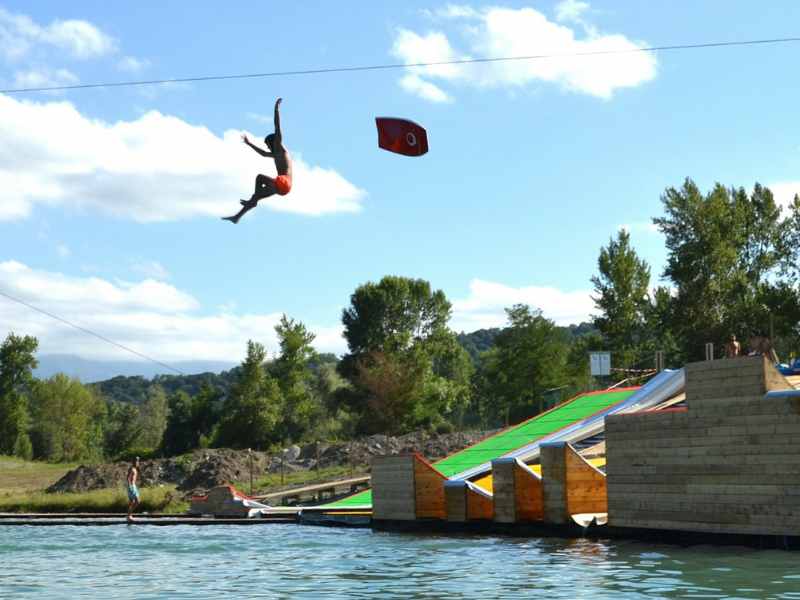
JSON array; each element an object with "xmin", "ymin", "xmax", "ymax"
[
  {"xmin": 29, "ymin": 374, "xmax": 106, "ymax": 462},
  {"xmin": 476, "ymin": 305, "xmax": 569, "ymax": 426},
  {"xmin": 269, "ymin": 315, "xmax": 319, "ymax": 442},
  {"xmin": 104, "ymin": 401, "xmax": 143, "ymax": 459},
  {"xmin": 338, "ymin": 276, "xmax": 471, "ymax": 434},
  {"xmin": 162, "ymin": 390, "xmax": 194, "ymax": 455},
  {"xmin": 215, "ymin": 341, "xmax": 282, "ymax": 449},
  {"xmin": 0, "ymin": 333, "xmax": 38, "ymax": 456},
  {"xmin": 591, "ymin": 229, "xmax": 651, "ymax": 370},
  {"xmin": 137, "ymin": 385, "xmax": 169, "ymax": 452},
  {"xmin": 653, "ymin": 179, "xmax": 796, "ymax": 359},
  {"xmin": 352, "ymin": 349, "xmax": 430, "ymax": 434},
  {"xmin": 341, "ymin": 276, "xmax": 452, "ymax": 360}
]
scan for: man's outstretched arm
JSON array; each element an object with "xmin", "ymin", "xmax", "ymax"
[
  {"xmin": 242, "ymin": 134, "xmax": 274, "ymax": 157},
  {"xmin": 273, "ymin": 98, "xmax": 282, "ymax": 142}
]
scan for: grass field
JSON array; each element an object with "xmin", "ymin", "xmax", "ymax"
[
  {"xmin": 0, "ymin": 456, "xmax": 187, "ymax": 514},
  {"xmin": 0, "ymin": 455, "xmax": 79, "ymax": 494}
]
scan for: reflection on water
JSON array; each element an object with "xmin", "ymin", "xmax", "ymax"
[{"xmin": 1, "ymin": 525, "xmax": 800, "ymax": 599}]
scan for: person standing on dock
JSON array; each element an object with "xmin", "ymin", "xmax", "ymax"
[
  {"xmin": 127, "ymin": 457, "xmax": 141, "ymax": 522},
  {"xmin": 724, "ymin": 334, "xmax": 741, "ymax": 358}
]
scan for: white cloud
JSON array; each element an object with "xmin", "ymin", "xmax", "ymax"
[
  {"xmin": 56, "ymin": 243, "xmax": 71, "ymax": 258},
  {"xmin": 117, "ymin": 56, "xmax": 150, "ymax": 72},
  {"xmin": 13, "ymin": 67, "xmax": 78, "ymax": 90},
  {"xmin": 555, "ymin": 0, "xmax": 590, "ymax": 24},
  {"xmin": 432, "ymin": 5, "xmax": 481, "ymax": 19},
  {"xmin": 0, "ymin": 94, "xmax": 366, "ymax": 221},
  {"xmin": 450, "ymin": 278, "xmax": 594, "ymax": 332},
  {"xmin": 400, "ymin": 73, "xmax": 452, "ymax": 103},
  {"xmin": 392, "ymin": 4, "xmax": 656, "ymax": 101},
  {"xmin": 0, "ymin": 8, "xmax": 116, "ymax": 61},
  {"xmin": 45, "ymin": 18, "xmax": 116, "ymax": 59},
  {"xmin": 0, "ymin": 260, "xmax": 347, "ymax": 362},
  {"xmin": 130, "ymin": 260, "xmax": 170, "ymax": 281}
]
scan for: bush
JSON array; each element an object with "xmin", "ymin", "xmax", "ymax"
[
  {"xmin": 434, "ymin": 421, "xmax": 454, "ymax": 435},
  {"xmin": 13, "ymin": 433, "xmax": 33, "ymax": 461}
]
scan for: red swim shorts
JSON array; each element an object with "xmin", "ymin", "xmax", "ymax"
[{"xmin": 275, "ymin": 174, "xmax": 292, "ymax": 196}]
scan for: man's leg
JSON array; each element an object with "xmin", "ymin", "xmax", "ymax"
[{"xmin": 222, "ymin": 175, "xmax": 276, "ymax": 224}]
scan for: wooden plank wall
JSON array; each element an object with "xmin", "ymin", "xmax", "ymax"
[
  {"xmin": 565, "ymin": 445, "xmax": 608, "ymax": 516},
  {"xmin": 466, "ymin": 484, "xmax": 493, "ymax": 520},
  {"xmin": 607, "ymin": 356, "xmax": 800, "ymax": 535},
  {"xmin": 414, "ymin": 455, "xmax": 447, "ymax": 519},
  {"xmin": 515, "ymin": 461, "xmax": 544, "ymax": 522},
  {"xmin": 372, "ymin": 455, "xmax": 416, "ymax": 521}
]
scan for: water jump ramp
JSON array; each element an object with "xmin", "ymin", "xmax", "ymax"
[{"xmin": 316, "ymin": 369, "xmax": 684, "ymax": 512}]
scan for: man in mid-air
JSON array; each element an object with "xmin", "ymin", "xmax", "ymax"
[
  {"xmin": 223, "ymin": 98, "xmax": 292, "ymax": 224},
  {"xmin": 126, "ymin": 456, "xmax": 140, "ymax": 522}
]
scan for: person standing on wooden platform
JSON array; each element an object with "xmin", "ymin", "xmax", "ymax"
[{"xmin": 127, "ymin": 457, "xmax": 141, "ymax": 523}]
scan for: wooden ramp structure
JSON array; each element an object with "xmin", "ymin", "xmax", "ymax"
[
  {"xmin": 371, "ymin": 454, "xmax": 446, "ymax": 521},
  {"xmin": 541, "ymin": 442, "xmax": 607, "ymax": 526},
  {"xmin": 606, "ymin": 356, "xmax": 800, "ymax": 536},
  {"xmin": 492, "ymin": 457, "xmax": 543, "ymax": 523},
  {"xmin": 444, "ymin": 480, "xmax": 493, "ymax": 522},
  {"xmin": 371, "ymin": 443, "xmax": 610, "ymax": 527}
]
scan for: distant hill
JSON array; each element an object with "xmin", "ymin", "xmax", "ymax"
[
  {"xmin": 91, "ymin": 369, "xmax": 240, "ymax": 405},
  {"xmin": 34, "ymin": 354, "xmax": 237, "ymax": 383},
  {"xmin": 457, "ymin": 322, "xmax": 598, "ymax": 364}
]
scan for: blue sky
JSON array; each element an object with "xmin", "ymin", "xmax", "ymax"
[{"xmin": 1, "ymin": 1, "xmax": 800, "ymax": 365}]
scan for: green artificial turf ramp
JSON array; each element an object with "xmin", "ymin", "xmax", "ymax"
[{"xmin": 324, "ymin": 388, "xmax": 636, "ymax": 509}]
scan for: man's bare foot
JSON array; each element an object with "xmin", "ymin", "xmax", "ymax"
[{"xmin": 222, "ymin": 215, "xmax": 240, "ymax": 224}]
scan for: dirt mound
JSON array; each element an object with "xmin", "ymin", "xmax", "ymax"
[
  {"xmin": 176, "ymin": 449, "xmax": 268, "ymax": 492},
  {"xmin": 47, "ymin": 430, "xmax": 495, "ymax": 495}
]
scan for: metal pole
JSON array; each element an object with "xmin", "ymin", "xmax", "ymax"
[{"xmin": 281, "ymin": 450, "xmax": 285, "ymax": 486}]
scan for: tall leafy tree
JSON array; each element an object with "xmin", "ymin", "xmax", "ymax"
[
  {"xmin": 591, "ymin": 229, "xmax": 651, "ymax": 370},
  {"xmin": 215, "ymin": 341, "xmax": 282, "ymax": 449},
  {"xmin": 162, "ymin": 390, "xmax": 195, "ymax": 456},
  {"xmin": 137, "ymin": 385, "xmax": 169, "ymax": 451},
  {"xmin": 269, "ymin": 315, "xmax": 319, "ymax": 442},
  {"xmin": 653, "ymin": 179, "xmax": 796, "ymax": 359},
  {"xmin": 0, "ymin": 333, "xmax": 38, "ymax": 456},
  {"xmin": 341, "ymin": 276, "xmax": 452, "ymax": 359},
  {"xmin": 29, "ymin": 374, "xmax": 106, "ymax": 462},
  {"xmin": 103, "ymin": 401, "xmax": 143, "ymax": 459},
  {"xmin": 338, "ymin": 276, "xmax": 470, "ymax": 434},
  {"xmin": 476, "ymin": 305, "xmax": 569, "ymax": 426}
]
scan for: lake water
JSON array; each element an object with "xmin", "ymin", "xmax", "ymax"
[{"xmin": 2, "ymin": 524, "xmax": 800, "ymax": 599}]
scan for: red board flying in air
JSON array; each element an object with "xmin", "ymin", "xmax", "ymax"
[{"xmin": 375, "ymin": 117, "xmax": 429, "ymax": 157}]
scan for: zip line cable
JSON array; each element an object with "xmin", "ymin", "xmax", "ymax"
[
  {"xmin": 2, "ymin": 36, "xmax": 800, "ymax": 94},
  {"xmin": 0, "ymin": 288, "xmax": 187, "ymax": 376}
]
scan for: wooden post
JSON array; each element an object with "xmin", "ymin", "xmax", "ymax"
[
  {"xmin": 315, "ymin": 441, "xmax": 320, "ymax": 474},
  {"xmin": 248, "ymin": 448, "xmax": 253, "ymax": 496},
  {"xmin": 705, "ymin": 342, "xmax": 714, "ymax": 361},
  {"xmin": 280, "ymin": 450, "xmax": 285, "ymax": 486},
  {"xmin": 655, "ymin": 351, "xmax": 665, "ymax": 373}
]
